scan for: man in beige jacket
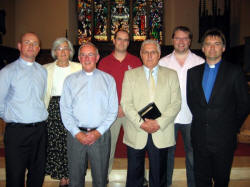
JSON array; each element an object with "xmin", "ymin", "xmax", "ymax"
[{"xmin": 121, "ymin": 39, "xmax": 181, "ymax": 187}]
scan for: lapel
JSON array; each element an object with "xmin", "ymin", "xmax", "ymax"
[
  {"xmin": 197, "ymin": 64, "xmax": 207, "ymax": 105},
  {"xmin": 154, "ymin": 66, "xmax": 167, "ymax": 105},
  {"xmin": 69, "ymin": 61, "xmax": 77, "ymax": 73},
  {"xmin": 138, "ymin": 66, "xmax": 149, "ymax": 90},
  {"xmin": 136, "ymin": 67, "xmax": 150, "ymax": 102},
  {"xmin": 69, "ymin": 62, "xmax": 74, "ymax": 73},
  {"xmin": 155, "ymin": 66, "xmax": 163, "ymax": 95},
  {"xmin": 47, "ymin": 62, "xmax": 56, "ymax": 95},
  {"xmin": 208, "ymin": 61, "xmax": 226, "ymax": 104},
  {"xmin": 47, "ymin": 62, "xmax": 56, "ymax": 75}
]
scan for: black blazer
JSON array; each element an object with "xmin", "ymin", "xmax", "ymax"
[{"xmin": 187, "ymin": 60, "xmax": 249, "ymax": 151}]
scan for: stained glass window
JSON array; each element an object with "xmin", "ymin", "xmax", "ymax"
[
  {"xmin": 94, "ymin": 0, "xmax": 108, "ymax": 41},
  {"xmin": 132, "ymin": 0, "xmax": 147, "ymax": 41},
  {"xmin": 77, "ymin": 0, "xmax": 164, "ymax": 44},
  {"xmin": 149, "ymin": 0, "xmax": 163, "ymax": 41},
  {"xmin": 111, "ymin": 0, "xmax": 130, "ymax": 38},
  {"xmin": 78, "ymin": 0, "xmax": 92, "ymax": 44}
]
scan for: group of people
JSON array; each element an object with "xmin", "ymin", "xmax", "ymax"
[{"xmin": 0, "ymin": 26, "xmax": 249, "ymax": 187}]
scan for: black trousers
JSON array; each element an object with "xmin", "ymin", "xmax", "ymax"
[
  {"xmin": 4, "ymin": 122, "xmax": 47, "ymax": 187},
  {"xmin": 193, "ymin": 146, "xmax": 235, "ymax": 187},
  {"xmin": 126, "ymin": 134, "xmax": 167, "ymax": 187}
]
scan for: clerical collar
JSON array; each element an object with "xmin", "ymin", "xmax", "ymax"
[
  {"xmin": 20, "ymin": 57, "xmax": 34, "ymax": 66},
  {"xmin": 208, "ymin": 64, "xmax": 215, "ymax": 68},
  {"xmin": 86, "ymin": 72, "xmax": 93, "ymax": 76},
  {"xmin": 206, "ymin": 60, "xmax": 222, "ymax": 69},
  {"xmin": 83, "ymin": 70, "xmax": 94, "ymax": 76}
]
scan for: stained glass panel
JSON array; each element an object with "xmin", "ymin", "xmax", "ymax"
[
  {"xmin": 110, "ymin": 0, "xmax": 130, "ymax": 39},
  {"xmin": 94, "ymin": 0, "xmax": 108, "ymax": 41},
  {"xmin": 149, "ymin": 0, "xmax": 163, "ymax": 42},
  {"xmin": 132, "ymin": 0, "xmax": 147, "ymax": 41},
  {"xmin": 77, "ymin": 0, "xmax": 164, "ymax": 44},
  {"xmin": 78, "ymin": 0, "xmax": 92, "ymax": 44}
]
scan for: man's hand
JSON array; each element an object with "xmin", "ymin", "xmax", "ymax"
[
  {"xmin": 117, "ymin": 105, "xmax": 125, "ymax": 118},
  {"xmin": 75, "ymin": 131, "xmax": 88, "ymax": 145},
  {"xmin": 75, "ymin": 130, "xmax": 101, "ymax": 145},
  {"xmin": 84, "ymin": 130, "xmax": 102, "ymax": 145},
  {"xmin": 140, "ymin": 119, "xmax": 160, "ymax": 133}
]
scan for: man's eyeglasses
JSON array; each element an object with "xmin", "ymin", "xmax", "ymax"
[
  {"xmin": 56, "ymin": 47, "xmax": 70, "ymax": 51},
  {"xmin": 142, "ymin": 51, "xmax": 158, "ymax": 56},
  {"xmin": 79, "ymin": 53, "xmax": 96, "ymax": 58},
  {"xmin": 23, "ymin": 40, "xmax": 39, "ymax": 47},
  {"xmin": 116, "ymin": 37, "xmax": 129, "ymax": 42},
  {"xmin": 173, "ymin": 37, "xmax": 190, "ymax": 41}
]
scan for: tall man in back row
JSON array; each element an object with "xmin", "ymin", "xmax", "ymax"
[
  {"xmin": 187, "ymin": 29, "xmax": 249, "ymax": 187},
  {"xmin": 159, "ymin": 26, "xmax": 204, "ymax": 187},
  {"xmin": 0, "ymin": 32, "xmax": 48, "ymax": 187},
  {"xmin": 98, "ymin": 30, "xmax": 142, "ymax": 179}
]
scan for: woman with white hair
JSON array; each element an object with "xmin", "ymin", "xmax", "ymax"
[{"xmin": 43, "ymin": 37, "xmax": 82, "ymax": 187}]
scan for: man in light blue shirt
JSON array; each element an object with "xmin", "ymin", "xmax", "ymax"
[
  {"xmin": 60, "ymin": 42, "xmax": 118, "ymax": 187},
  {"xmin": 0, "ymin": 32, "xmax": 48, "ymax": 187}
]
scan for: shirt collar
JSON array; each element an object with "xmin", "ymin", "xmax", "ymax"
[
  {"xmin": 82, "ymin": 68, "xmax": 96, "ymax": 76},
  {"xmin": 172, "ymin": 50, "xmax": 191, "ymax": 66},
  {"xmin": 173, "ymin": 49, "xmax": 191, "ymax": 57},
  {"xmin": 143, "ymin": 65, "xmax": 159, "ymax": 73},
  {"xmin": 19, "ymin": 57, "xmax": 34, "ymax": 66},
  {"xmin": 143, "ymin": 65, "xmax": 159, "ymax": 80},
  {"xmin": 111, "ymin": 51, "xmax": 128, "ymax": 62}
]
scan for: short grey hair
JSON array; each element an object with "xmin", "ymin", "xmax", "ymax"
[
  {"xmin": 140, "ymin": 39, "xmax": 161, "ymax": 55},
  {"xmin": 78, "ymin": 42, "xmax": 99, "ymax": 56},
  {"xmin": 51, "ymin": 37, "xmax": 74, "ymax": 60}
]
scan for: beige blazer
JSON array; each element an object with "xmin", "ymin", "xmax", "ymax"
[
  {"xmin": 121, "ymin": 66, "xmax": 181, "ymax": 149},
  {"xmin": 43, "ymin": 61, "xmax": 82, "ymax": 108}
]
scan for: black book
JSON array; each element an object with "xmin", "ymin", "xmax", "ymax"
[{"xmin": 138, "ymin": 102, "xmax": 161, "ymax": 121}]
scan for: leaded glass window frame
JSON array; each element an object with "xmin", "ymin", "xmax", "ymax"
[{"xmin": 77, "ymin": 0, "xmax": 164, "ymax": 44}]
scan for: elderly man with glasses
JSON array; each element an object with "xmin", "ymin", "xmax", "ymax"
[{"xmin": 60, "ymin": 42, "xmax": 118, "ymax": 187}]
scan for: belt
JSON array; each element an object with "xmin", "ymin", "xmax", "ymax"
[
  {"xmin": 79, "ymin": 127, "xmax": 97, "ymax": 132},
  {"xmin": 51, "ymin": 96, "xmax": 60, "ymax": 99},
  {"xmin": 6, "ymin": 121, "xmax": 45, "ymax": 128}
]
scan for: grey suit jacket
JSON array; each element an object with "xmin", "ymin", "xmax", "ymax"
[
  {"xmin": 121, "ymin": 66, "xmax": 181, "ymax": 149},
  {"xmin": 43, "ymin": 61, "xmax": 82, "ymax": 108}
]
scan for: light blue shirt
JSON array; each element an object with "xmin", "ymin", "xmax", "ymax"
[
  {"xmin": 202, "ymin": 61, "xmax": 221, "ymax": 102},
  {"xmin": 0, "ymin": 58, "xmax": 48, "ymax": 123},
  {"xmin": 143, "ymin": 65, "xmax": 159, "ymax": 85},
  {"xmin": 60, "ymin": 69, "xmax": 118, "ymax": 137}
]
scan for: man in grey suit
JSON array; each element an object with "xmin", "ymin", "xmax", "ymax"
[{"xmin": 121, "ymin": 39, "xmax": 181, "ymax": 187}]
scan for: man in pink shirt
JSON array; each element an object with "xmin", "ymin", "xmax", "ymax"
[
  {"xmin": 98, "ymin": 30, "xmax": 142, "ymax": 182},
  {"xmin": 159, "ymin": 26, "xmax": 204, "ymax": 187}
]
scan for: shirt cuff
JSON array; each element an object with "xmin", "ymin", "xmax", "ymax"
[
  {"xmin": 96, "ymin": 126, "xmax": 106, "ymax": 135},
  {"xmin": 72, "ymin": 127, "xmax": 81, "ymax": 137}
]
